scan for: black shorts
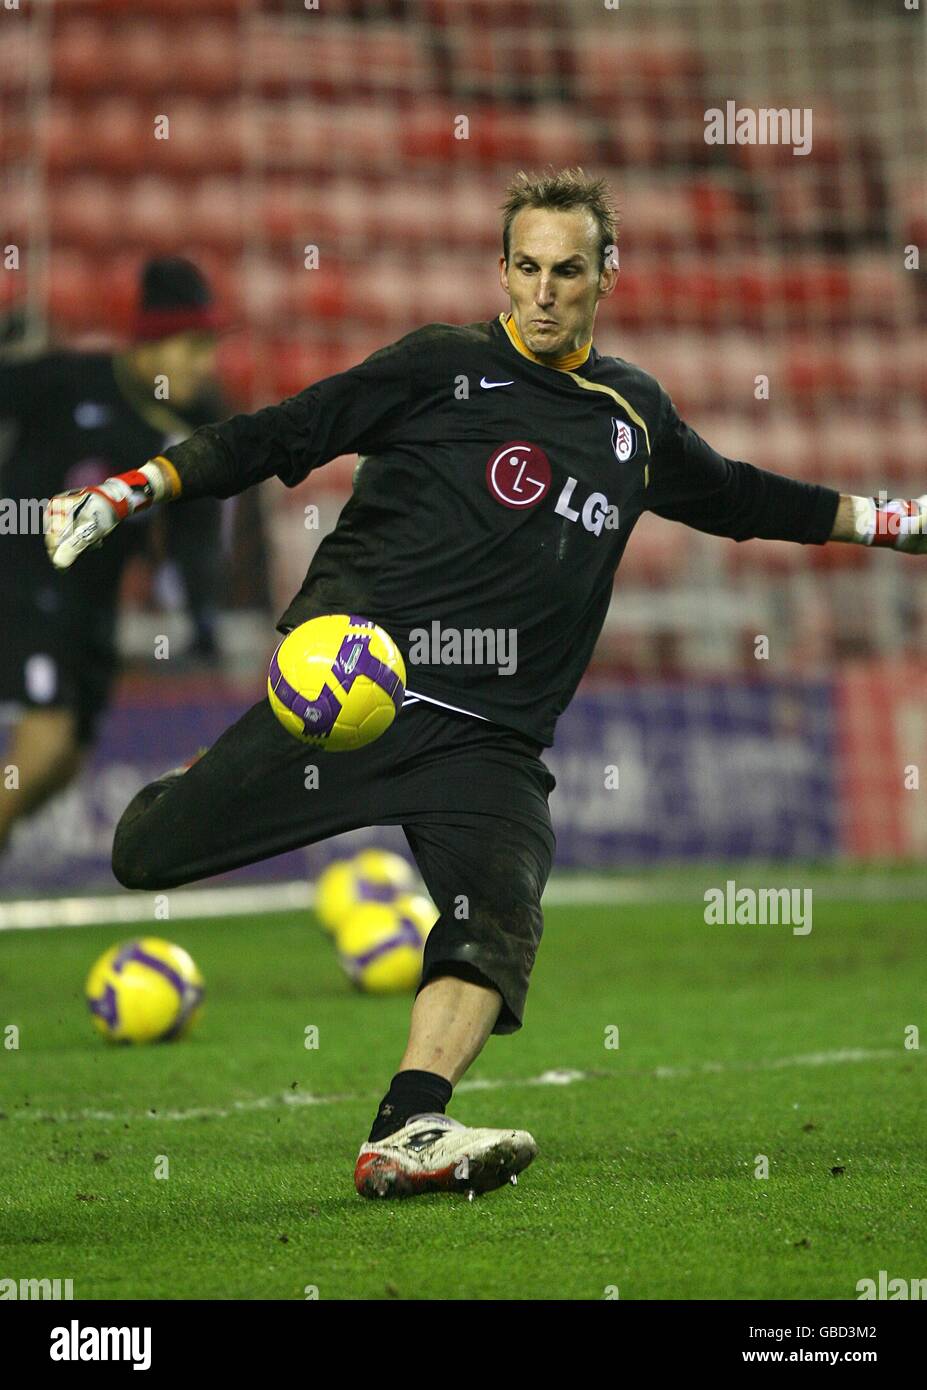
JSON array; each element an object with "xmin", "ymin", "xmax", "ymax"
[
  {"xmin": 1, "ymin": 592, "xmax": 118, "ymax": 745},
  {"xmin": 111, "ymin": 697, "xmax": 558, "ymax": 1034}
]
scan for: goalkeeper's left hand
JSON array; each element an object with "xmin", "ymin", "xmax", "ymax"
[{"xmin": 850, "ymin": 495, "xmax": 927, "ymax": 553}]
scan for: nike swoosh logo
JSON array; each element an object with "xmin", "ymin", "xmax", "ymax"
[{"xmin": 480, "ymin": 378, "xmax": 514, "ymax": 389}]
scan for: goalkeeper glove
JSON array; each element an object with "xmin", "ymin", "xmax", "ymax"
[
  {"xmin": 851, "ymin": 495, "xmax": 927, "ymax": 554},
  {"xmin": 44, "ymin": 462, "xmax": 170, "ymax": 570}
]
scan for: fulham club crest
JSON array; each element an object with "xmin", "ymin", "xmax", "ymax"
[{"xmin": 611, "ymin": 417, "xmax": 638, "ymax": 462}]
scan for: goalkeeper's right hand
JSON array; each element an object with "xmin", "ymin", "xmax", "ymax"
[{"xmin": 44, "ymin": 463, "xmax": 168, "ymax": 570}]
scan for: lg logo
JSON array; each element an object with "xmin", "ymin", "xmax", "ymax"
[
  {"xmin": 555, "ymin": 477, "xmax": 619, "ymax": 537},
  {"xmin": 485, "ymin": 442, "xmax": 619, "ymax": 536},
  {"xmin": 485, "ymin": 441, "xmax": 551, "ymax": 509}
]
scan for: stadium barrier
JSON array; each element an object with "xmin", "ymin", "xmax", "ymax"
[{"xmin": 9, "ymin": 663, "xmax": 924, "ymax": 892}]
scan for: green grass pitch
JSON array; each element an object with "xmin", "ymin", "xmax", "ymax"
[{"xmin": 1, "ymin": 881, "xmax": 924, "ymax": 1300}]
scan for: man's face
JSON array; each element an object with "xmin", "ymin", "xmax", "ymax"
[
  {"xmin": 143, "ymin": 332, "xmax": 218, "ymax": 407},
  {"xmin": 499, "ymin": 207, "xmax": 617, "ymax": 360}
]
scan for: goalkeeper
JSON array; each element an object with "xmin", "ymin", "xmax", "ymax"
[{"xmin": 43, "ymin": 169, "xmax": 927, "ymax": 1201}]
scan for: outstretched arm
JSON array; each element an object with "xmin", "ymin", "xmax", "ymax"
[
  {"xmin": 44, "ymin": 330, "xmax": 424, "ymax": 569},
  {"xmin": 645, "ymin": 392, "xmax": 927, "ymax": 555}
]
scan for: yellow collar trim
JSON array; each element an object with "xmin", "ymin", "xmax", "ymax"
[{"xmin": 499, "ymin": 312, "xmax": 592, "ymax": 372}]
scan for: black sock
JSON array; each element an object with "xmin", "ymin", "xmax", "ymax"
[{"xmin": 367, "ymin": 1069, "xmax": 453, "ymax": 1142}]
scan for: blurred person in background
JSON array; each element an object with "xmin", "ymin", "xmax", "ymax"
[{"xmin": 0, "ymin": 257, "xmax": 228, "ymax": 858}]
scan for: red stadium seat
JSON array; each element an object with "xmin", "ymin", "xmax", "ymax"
[
  {"xmin": 258, "ymin": 176, "xmax": 367, "ymax": 249},
  {"xmin": 215, "ymin": 330, "xmax": 256, "ymax": 403},
  {"xmin": 250, "ymin": 24, "xmax": 429, "ymax": 98},
  {"xmin": 441, "ymin": 176, "xmax": 502, "ymax": 248},
  {"xmin": 170, "ymin": 21, "xmax": 242, "ymax": 96},
  {"xmin": 67, "ymin": 97, "xmax": 147, "ymax": 174},
  {"xmin": 185, "ymin": 177, "xmax": 245, "ymax": 250},
  {"xmin": 441, "ymin": 25, "xmax": 569, "ymax": 94},
  {"xmin": 48, "ymin": 176, "xmax": 122, "ymax": 249},
  {"xmin": 120, "ymin": 177, "xmax": 189, "ymax": 251},
  {"xmin": 340, "ymin": 262, "xmax": 418, "ymax": 327},
  {"xmin": 2, "ymin": 174, "xmax": 34, "ymax": 245},
  {"xmin": 149, "ymin": 99, "xmax": 244, "ymax": 174},
  {"xmin": 282, "ymin": 262, "xmax": 350, "ymax": 323},
  {"xmin": 895, "ymin": 333, "xmax": 927, "ymax": 401},
  {"xmin": 61, "ymin": 0, "xmax": 245, "ymax": 14},
  {"xmin": 408, "ymin": 260, "xmax": 499, "ymax": 324},
  {"xmin": 422, "ymin": 0, "xmax": 554, "ymax": 22},
  {"xmin": 46, "ymin": 250, "xmax": 100, "ymax": 331},
  {"xmin": 619, "ymin": 511, "xmax": 693, "ymax": 586},
  {"xmin": 267, "ymin": 339, "xmax": 360, "ymax": 402},
  {"xmin": 689, "ymin": 180, "xmax": 757, "ymax": 250},
  {"xmin": 399, "ymin": 101, "xmax": 462, "ymax": 164},
  {"xmin": 39, "ymin": 98, "xmax": 100, "ymax": 171},
  {"xmin": 899, "ymin": 177, "xmax": 927, "ymax": 250},
  {"xmin": 110, "ymin": 19, "xmax": 173, "ymax": 92},
  {"xmin": 784, "ymin": 337, "xmax": 862, "ymax": 413},
  {"xmin": 813, "ymin": 416, "xmax": 885, "ymax": 493},
  {"xmin": 95, "ymin": 251, "xmax": 147, "ymax": 333},
  {"xmin": 610, "ymin": 255, "xmax": 905, "ymax": 333},
  {"xmin": 0, "ymin": 25, "xmax": 32, "ymax": 92},
  {"xmin": 259, "ymin": 104, "xmax": 401, "ymax": 173},
  {"xmin": 258, "ymin": 177, "xmax": 306, "ymax": 245},
  {"xmin": 573, "ymin": 26, "xmax": 704, "ymax": 106},
  {"xmin": 397, "ymin": 101, "xmax": 597, "ymax": 169},
  {"xmin": 237, "ymin": 258, "xmax": 286, "ymax": 326},
  {"xmin": 51, "ymin": 17, "xmax": 110, "ymax": 93},
  {"xmin": 618, "ymin": 181, "xmax": 695, "ymax": 254},
  {"xmin": 806, "ymin": 540, "xmax": 872, "ymax": 572},
  {"xmin": 879, "ymin": 418, "xmax": 927, "ymax": 484},
  {"xmin": 712, "ymin": 336, "xmax": 787, "ymax": 413}
]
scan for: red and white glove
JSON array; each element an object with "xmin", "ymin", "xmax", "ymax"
[
  {"xmin": 852, "ymin": 495, "xmax": 927, "ymax": 554},
  {"xmin": 44, "ymin": 463, "xmax": 169, "ymax": 570}
]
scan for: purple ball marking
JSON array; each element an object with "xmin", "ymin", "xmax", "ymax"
[
  {"xmin": 269, "ymin": 648, "xmax": 341, "ymax": 738},
  {"xmin": 356, "ymin": 879, "xmax": 403, "ymax": 905},
  {"xmin": 347, "ymin": 916, "xmax": 425, "ymax": 974},
  {"xmin": 333, "ymin": 631, "xmax": 405, "ymax": 711},
  {"xmin": 113, "ymin": 942, "xmax": 188, "ymax": 995},
  {"xmin": 88, "ymin": 983, "xmax": 118, "ymax": 1028}
]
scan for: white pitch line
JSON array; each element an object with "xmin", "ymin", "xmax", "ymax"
[
  {"xmin": 5, "ymin": 1051, "xmax": 912, "ymax": 1127},
  {"xmin": 0, "ymin": 881, "xmax": 315, "ymax": 931},
  {"xmin": 0, "ymin": 877, "xmax": 665, "ymax": 930},
  {"xmin": 6, "ymin": 873, "xmax": 927, "ymax": 931},
  {"xmin": 5, "ymin": 1067, "xmax": 588, "ymax": 1125},
  {"xmin": 0, "ymin": 879, "xmax": 628, "ymax": 930},
  {"xmin": 651, "ymin": 1047, "xmax": 899, "ymax": 1078}
]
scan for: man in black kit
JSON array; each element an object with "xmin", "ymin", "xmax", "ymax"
[
  {"xmin": 0, "ymin": 257, "xmax": 226, "ymax": 856},
  {"xmin": 43, "ymin": 169, "xmax": 927, "ymax": 1200}
]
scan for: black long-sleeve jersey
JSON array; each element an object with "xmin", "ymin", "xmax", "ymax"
[{"xmin": 160, "ymin": 314, "xmax": 840, "ymax": 747}]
